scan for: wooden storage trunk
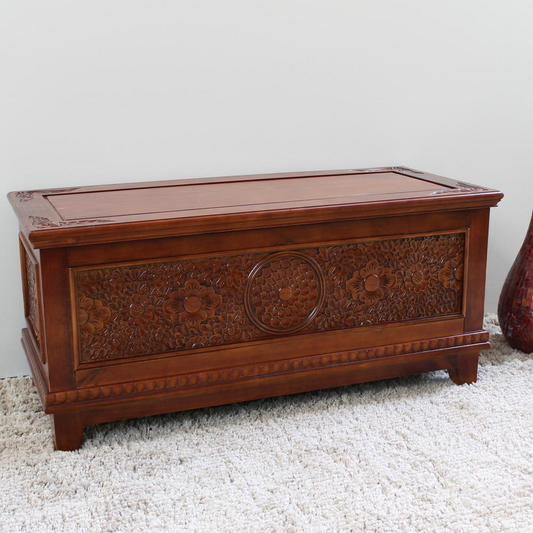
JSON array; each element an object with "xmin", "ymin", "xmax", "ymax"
[{"xmin": 8, "ymin": 167, "xmax": 503, "ymax": 450}]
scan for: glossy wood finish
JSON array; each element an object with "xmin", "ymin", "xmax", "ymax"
[
  {"xmin": 52, "ymin": 412, "xmax": 84, "ymax": 452},
  {"xmin": 9, "ymin": 167, "xmax": 502, "ymax": 450},
  {"xmin": 72, "ymin": 232, "xmax": 466, "ymax": 364},
  {"xmin": 498, "ymin": 210, "xmax": 533, "ymax": 353},
  {"xmin": 8, "ymin": 167, "xmax": 502, "ymax": 248},
  {"xmin": 48, "ymin": 172, "xmax": 444, "ymax": 220}
]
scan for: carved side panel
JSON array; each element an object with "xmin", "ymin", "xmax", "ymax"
[
  {"xmin": 25, "ymin": 254, "xmax": 40, "ymax": 339},
  {"xmin": 22, "ymin": 243, "xmax": 42, "ymax": 355},
  {"xmin": 74, "ymin": 232, "xmax": 465, "ymax": 364}
]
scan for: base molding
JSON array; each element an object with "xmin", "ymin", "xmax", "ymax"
[
  {"xmin": 21, "ymin": 327, "xmax": 488, "ymax": 450},
  {"xmin": 21, "ymin": 327, "xmax": 488, "ymax": 410}
]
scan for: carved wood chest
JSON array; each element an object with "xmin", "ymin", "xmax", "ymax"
[{"xmin": 9, "ymin": 167, "xmax": 503, "ymax": 450}]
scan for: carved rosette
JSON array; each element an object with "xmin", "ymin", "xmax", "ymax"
[
  {"xmin": 346, "ymin": 260, "xmax": 397, "ymax": 305},
  {"xmin": 78, "ymin": 294, "xmax": 112, "ymax": 338},
  {"xmin": 73, "ymin": 232, "xmax": 466, "ymax": 363},
  {"xmin": 245, "ymin": 252, "xmax": 326, "ymax": 334},
  {"xmin": 438, "ymin": 258, "xmax": 464, "ymax": 290},
  {"xmin": 164, "ymin": 279, "xmax": 222, "ymax": 327}
]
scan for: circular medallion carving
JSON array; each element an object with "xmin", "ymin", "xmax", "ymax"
[{"xmin": 245, "ymin": 251, "xmax": 326, "ymax": 334}]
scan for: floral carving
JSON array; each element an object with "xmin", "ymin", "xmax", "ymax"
[
  {"xmin": 119, "ymin": 284, "xmax": 155, "ymax": 326},
  {"xmin": 317, "ymin": 233, "xmax": 465, "ymax": 328},
  {"xmin": 73, "ymin": 233, "xmax": 465, "ymax": 363},
  {"xmin": 439, "ymin": 258, "xmax": 464, "ymax": 290},
  {"xmin": 208, "ymin": 300, "xmax": 253, "ymax": 343},
  {"xmin": 431, "ymin": 183, "xmax": 486, "ymax": 195},
  {"xmin": 222, "ymin": 257, "xmax": 251, "ymax": 289},
  {"xmin": 78, "ymin": 294, "xmax": 111, "ymax": 338},
  {"xmin": 317, "ymin": 246, "xmax": 356, "ymax": 282},
  {"xmin": 346, "ymin": 260, "xmax": 397, "ymax": 305},
  {"xmin": 16, "ymin": 187, "xmax": 79, "ymax": 202},
  {"xmin": 164, "ymin": 279, "xmax": 222, "ymax": 328},
  {"xmin": 316, "ymin": 288, "xmax": 355, "ymax": 329},
  {"xmin": 245, "ymin": 252, "xmax": 325, "ymax": 334},
  {"xmin": 30, "ymin": 216, "xmax": 112, "ymax": 228},
  {"xmin": 24, "ymin": 252, "xmax": 40, "ymax": 342},
  {"xmin": 404, "ymin": 262, "xmax": 433, "ymax": 293}
]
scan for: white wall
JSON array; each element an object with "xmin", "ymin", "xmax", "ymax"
[{"xmin": 1, "ymin": 0, "xmax": 532, "ymax": 378}]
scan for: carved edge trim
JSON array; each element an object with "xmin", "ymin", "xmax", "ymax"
[
  {"xmin": 352, "ymin": 166, "xmax": 424, "ymax": 174},
  {"xmin": 355, "ymin": 169, "xmax": 490, "ymax": 198},
  {"xmin": 353, "ymin": 168, "xmax": 488, "ymax": 194},
  {"xmin": 46, "ymin": 332, "xmax": 489, "ymax": 406},
  {"xmin": 430, "ymin": 185, "xmax": 487, "ymax": 196},
  {"xmin": 30, "ymin": 216, "xmax": 113, "ymax": 228},
  {"xmin": 16, "ymin": 188, "xmax": 79, "ymax": 202}
]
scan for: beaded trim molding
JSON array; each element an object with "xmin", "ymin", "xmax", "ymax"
[{"xmin": 42, "ymin": 331, "xmax": 489, "ymax": 406}]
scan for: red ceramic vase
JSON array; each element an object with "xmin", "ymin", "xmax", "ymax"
[{"xmin": 497, "ymin": 211, "xmax": 533, "ymax": 353}]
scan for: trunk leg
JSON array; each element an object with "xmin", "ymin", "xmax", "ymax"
[
  {"xmin": 51, "ymin": 413, "xmax": 84, "ymax": 451},
  {"xmin": 448, "ymin": 351, "xmax": 479, "ymax": 385}
]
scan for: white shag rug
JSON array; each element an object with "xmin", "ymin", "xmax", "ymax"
[{"xmin": 1, "ymin": 315, "xmax": 532, "ymax": 533}]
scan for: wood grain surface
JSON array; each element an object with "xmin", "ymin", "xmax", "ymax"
[
  {"xmin": 9, "ymin": 167, "xmax": 503, "ymax": 449},
  {"xmin": 8, "ymin": 167, "xmax": 502, "ymax": 248}
]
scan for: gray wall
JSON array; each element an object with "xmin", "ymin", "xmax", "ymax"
[{"xmin": 1, "ymin": 0, "xmax": 532, "ymax": 377}]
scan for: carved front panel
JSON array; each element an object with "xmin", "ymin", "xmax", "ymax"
[{"xmin": 74, "ymin": 233, "xmax": 465, "ymax": 363}]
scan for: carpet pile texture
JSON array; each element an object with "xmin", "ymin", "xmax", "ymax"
[{"xmin": 1, "ymin": 315, "xmax": 532, "ymax": 532}]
